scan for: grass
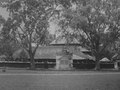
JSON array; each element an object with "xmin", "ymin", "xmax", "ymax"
[{"xmin": 0, "ymin": 69, "xmax": 120, "ymax": 90}]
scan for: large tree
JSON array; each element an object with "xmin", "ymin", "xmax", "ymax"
[
  {"xmin": 0, "ymin": 15, "xmax": 23, "ymax": 61},
  {"xmin": 57, "ymin": 0, "xmax": 120, "ymax": 70},
  {"xmin": 1, "ymin": 0, "xmax": 56, "ymax": 69}
]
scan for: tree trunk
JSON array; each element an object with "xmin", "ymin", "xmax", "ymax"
[
  {"xmin": 30, "ymin": 56, "xmax": 35, "ymax": 70},
  {"xmin": 95, "ymin": 57, "xmax": 100, "ymax": 70}
]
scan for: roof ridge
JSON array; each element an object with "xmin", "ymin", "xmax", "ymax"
[{"xmin": 50, "ymin": 36, "xmax": 80, "ymax": 45}]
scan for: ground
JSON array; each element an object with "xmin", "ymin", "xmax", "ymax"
[{"xmin": 0, "ymin": 69, "xmax": 120, "ymax": 90}]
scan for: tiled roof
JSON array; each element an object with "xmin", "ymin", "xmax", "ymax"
[
  {"xmin": 34, "ymin": 46, "xmax": 62, "ymax": 59},
  {"xmin": 13, "ymin": 46, "xmax": 94, "ymax": 60},
  {"xmin": 100, "ymin": 57, "xmax": 110, "ymax": 62},
  {"xmin": 50, "ymin": 36, "xmax": 80, "ymax": 45},
  {"xmin": 73, "ymin": 54, "xmax": 85, "ymax": 59},
  {"xmin": 34, "ymin": 46, "xmax": 94, "ymax": 60}
]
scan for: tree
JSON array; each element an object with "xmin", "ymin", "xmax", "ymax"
[
  {"xmin": 0, "ymin": 15, "xmax": 5, "ymax": 26},
  {"xmin": 57, "ymin": 0, "xmax": 120, "ymax": 70},
  {"xmin": 0, "ymin": 16, "xmax": 20, "ymax": 60},
  {"xmin": 1, "ymin": 0, "xmax": 55, "ymax": 69}
]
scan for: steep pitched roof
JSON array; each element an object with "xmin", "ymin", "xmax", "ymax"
[
  {"xmin": 13, "ymin": 46, "xmax": 94, "ymax": 60},
  {"xmin": 34, "ymin": 46, "xmax": 59, "ymax": 59},
  {"xmin": 73, "ymin": 54, "xmax": 85, "ymax": 59},
  {"xmin": 50, "ymin": 36, "xmax": 80, "ymax": 45},
  {"xmin": 100, "ymin": 57, "xmax": 110, "ymax": 62},
  {"xmin": 34, "ymin": 46, "xmax": 94, "ymax": 60}
]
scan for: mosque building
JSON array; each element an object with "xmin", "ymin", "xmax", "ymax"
[{"xmin": 32, "ymin": 36, "xmax": 95, "ymax": 70}]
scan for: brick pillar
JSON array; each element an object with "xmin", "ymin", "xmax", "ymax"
[
  {"xmin": 114, "ymin": 61, "xmax": 119, "ymax": 70},
  {"xmin": 56, "ymin": 50, "xmax": 73, "ymax": 70}
]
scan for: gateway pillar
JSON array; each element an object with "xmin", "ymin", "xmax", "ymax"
[{"xmin": 56, "ymin": 50, "xmax": 73, "ymax": 70}]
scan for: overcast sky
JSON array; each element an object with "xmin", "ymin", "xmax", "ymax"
[{"xmin": 0, "ymin": 7, "xmax": 9, "ymax": 19}]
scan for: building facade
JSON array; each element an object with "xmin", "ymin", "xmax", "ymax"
[{"xmin": 13, "ymin": 36, "xmax": 95, "ymax": 70}]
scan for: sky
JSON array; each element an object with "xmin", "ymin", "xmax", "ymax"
[{"xmin": 0, "ymin": 8, "xmax": 9, "ymax": 20}]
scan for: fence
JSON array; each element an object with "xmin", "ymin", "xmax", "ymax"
[
  {"xmin": 73, "ymin": 60, "xmax": 115, "ymax": 69},
  {"xmin": 0, "ymin": 62, "xmax": 56, "ymax": 69},
  {"xmin": 0, "ymin": 60, "xmax": 117, "ymax": 69}
]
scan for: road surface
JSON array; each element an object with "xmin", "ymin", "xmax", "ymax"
[{"xmin": 0, "ymin": 70, "xmax": 120, "ymax": 90}]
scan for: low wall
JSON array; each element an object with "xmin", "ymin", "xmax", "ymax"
[
  {"xmin": 0, "ymin": 62, "xmax": 56, "ymax": 68},
  {"xmin": 73, "ymin": 60, "xmax": 115, "ymax": 69},
  {"xmin": 0, "ymin": 61, "xmax": 116, "ymax": 69}
]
